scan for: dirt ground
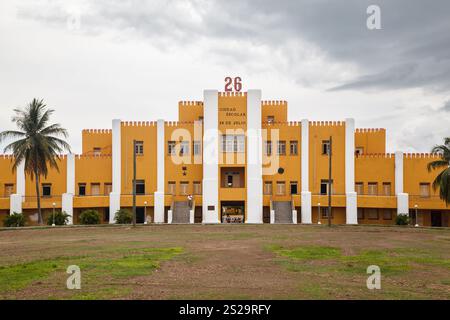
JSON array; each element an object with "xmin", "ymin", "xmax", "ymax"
[{"xmin": 0, "ymin": 224, "xmax": 449, "ymax": 300}]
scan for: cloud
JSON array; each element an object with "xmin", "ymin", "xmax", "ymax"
[{"xmin": 15, "ymin": 0, "xmax": 450, "ymax": 92}]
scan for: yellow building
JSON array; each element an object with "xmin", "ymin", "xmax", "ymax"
[{"xmin": 0, "ymin": 89, "xmax": 448, "ymax": 227}]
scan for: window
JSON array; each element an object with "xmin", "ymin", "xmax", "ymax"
[
  {"xmin": 168, "ymin": 181, "xmax": 176, "ymax": 195},
  {"xmin": 193, "ymin": 141, "xmax": 201, "ymax": 155},
  {"xmin": 382, "ymin": 209, "xmax": 393, "ymax": 220},
  {"xmin": 357, "ymin": 208, "xmax": 364, "ymax": 220},
  {"xmin": 193, "ymin": 182, "xmax": 202, "ymax": 195},
  {"xmin": 93, "ymin": 147, "xmax": 101, "ymax": 156},
  {"xmin": 420, "ymin": 183, "xmax": 430, "ymax": 198},
  {"xmin": 135, "ymin": 180, "xmax": 145, "ymax": 195},
  {"xmin": 264, "ymin": 181, "xmax": 273, "ymax": 195},
  {"xmin": 104, "ymin": 183, "xmax": 112, "ymax": 195},
  {"xmin": 355, "ymin": 147, "xmax": 364, "ymax": 155},
  {"xmin": 290, "ymin": 181, "xmax": 298, "ymax": 195},
  {"xmin": 321, "ymin": 207, "xmax": 333, "ymax": 219},
  {"xmin": 277, "ymin": 141, "xmax": 286, "ymax": 155},
  {"xmin": 290, "ymin": 141, "xmax": 298, "ymax": 155},
  {"xmin": 179, "ymin": 182, "xmax": 189, "ymax": 195},
  {"xmin": 322, "ymin": 140, "xmax": 330, "ymax": 155},
  {"xmin": 355, "ymin": 182, "xmax": 363, "ymax": 195},
  {"xmin": 42, "ymin": 184, "xmax": 52, "ymax": 197},
  {"xmin": 226, "ymin": 175, "xmax": 233, "ymax": 187},
  {"xmin": 180, "ymin": 141, "xmax": 189, "ymax": 155},
  {"xmin": 168, "ymin": 141, "xmax": 176, "ymax": 155},
  {"xmin": 221, "ymin": 135, "xmax": 245, "ymax": 153},
  {"xmin": 267, "ymin": 116, "xmax": 275, "ymax": 124},
  {"xmin": 265, "ymin": 141, "xmax": 272, "ymax": 156},
  {"xmin": 4, "ymin": 184, "xmax": 14, "ymax": 197},
  {"xmin": 320, "ymin": 180, "xmax": 333, "ymax": 195},
  {"xmin": 367, "ymin": 208, "xmax": 379, "ymax": 220},
  {"xmin": 368, "ymin": 182, "xmax": 378, "ymax": 196},
  {"xmin": 276, "ymin": 182, "xmax": 286, "ymax": 195},
  {"xmin": 91, "ymin": 183, "xmax": 100, "ymax": 196},
  {"xmin": 382, "ymin": 183, "xmax": 391, "ymax": 196},
  {"xmin": 78, "ymin": 183, "xmax": 86, "ymax": 196},
  {"xmin": 135, "ymin": 141, "xmax": 144, "ymax": 155}
]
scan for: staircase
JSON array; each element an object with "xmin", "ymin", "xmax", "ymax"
[
  {"xmin": 273, "ymin": 201, "xmax": 293, "ymax": 223},
  {"xmin": 172, "ymin": 201, "xmax": 190, "ymax": 223}
]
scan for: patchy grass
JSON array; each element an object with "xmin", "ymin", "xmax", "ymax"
[
  {"xmin": 0, "ymin": 247, "xmax": 182, "ymax": 299},
  {"xmin": 0, "ymin": 224, "xmax": 449, "ymax": 299}
]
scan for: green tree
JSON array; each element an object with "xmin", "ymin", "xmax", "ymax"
[
  {"xmin": 0, "ymin": 99, "xmax": 71, "ymax": 224},
  {"xmin": 427, "ymin": 137, "xmax": 450, "ymax": 206}
]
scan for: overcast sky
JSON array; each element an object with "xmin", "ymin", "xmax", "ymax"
[{"xmin": 0, "ymin": 0, "xmax": 449, "ymax": 154}]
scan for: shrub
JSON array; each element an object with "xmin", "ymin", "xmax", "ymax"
[
  {"xmin": 3, "ymin": 212, "xmax": 25, "ymax": 227},
  {"xmin": 79, "ymin": 209, "xmax": 100, "ymax": 225},
  {"xmin": 395, "ymin": 214, "xmax": 409, "ymax": 226},
  {"xmin": 114, "ymin": 209, "xmax": 132, "ymax": 224},
  {"xmin": 46, "ymin": 211, "xmax": 71, "ymax": 226}
]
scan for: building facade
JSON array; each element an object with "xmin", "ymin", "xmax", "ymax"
[{"xmin": 0, "ymin": 89, "xmax": 449, "ymax": 227}]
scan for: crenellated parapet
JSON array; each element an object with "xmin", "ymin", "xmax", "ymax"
[
  {"xmin": 82, "ymin": 129, "xmax": 112, "ymax": 134},
  {"xmin": 178, "ymin": 101, "xmax": 203, "ymax": 106},
  {"xmin": 356, "ymin": 153, "xmax": 395, "ymax": 159},
  {"xmin": 75, "ymin": 154, "xmax": 112, "ymax": 160},
  {"xmin": 355, "ymin": 128, "xmax": 385, "ymax": 133},
  {"xmin": 121, "ymin": 121, "xmax": 157, "ymax": 127},
  {"xmin": 261, "ymin": 100, "xmax": 287, "ymax": 106},
  {"xmin": 218, "ymin": 92, "xmax": 247, "ymax": 97},
  {"xmin": 309, "ymin": 120, "xmax": 345, "ymax": 127},
  {"xmin": 404, "ymin": 153, "xmax": 442, "ymax": 159},
  {"xmin": 262, "ymin": 121, "xmax": 300, "ymax": 126}
]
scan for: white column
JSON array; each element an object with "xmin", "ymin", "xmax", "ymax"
[
  {"xmin": 109, "ymin": 119, "xmax": 121, "ymax": 223},
  {"xmin": 62, "ymin": 153, "xmax": 75, "ymax": 224},
  {"xmin": 10, "ymin": 161, "xmax": 25, "ymax": 214},
  {"xmin": 202, "ymin": 90, "xmax": 220, "ymax": 223},
  {"xmin": 300, "ymin": 119, "xmax": 312, "ymax": 224},
  {"xmin": 345, "ymin": 118, "xmax": 357, "ymax": 224},
  {"xmin": 246, "ymin": 89, "xmax": 263, "ymax": 224},
  {"xmin": 154, "ymin": 119, "xmax": 165, "ymax": 223},
  {"xmin": 395, "ymin": 151, "xmax": 409, "ymax": 215}
]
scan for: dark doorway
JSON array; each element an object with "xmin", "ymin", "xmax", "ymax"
[
  {"xmin": 136, "ymin": 207, "xmax": 145, "ymax": 223},
  {"xmin": 221, "ymin": 201, "xmax": 245, "ymax": 223},
  {"xmin": 431, "ymin": 211, "xmax": 442, "ymax": 227}
]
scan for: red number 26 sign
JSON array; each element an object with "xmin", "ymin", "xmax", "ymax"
[{"xmin": 224, "ymin": 77, "xmax": 242, "ymax": 92}]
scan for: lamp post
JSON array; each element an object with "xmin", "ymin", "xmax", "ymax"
[
  {"xmin": 144, "ymin": 201, "xmax": 148, "ymax": 224},
  {"xmin": 52, "ymin": 202, "xmax": 56, "ymax": 227},
  {"xmin": 317, "ymin": 202, "xmax": 321, "ymax": 225},
  {"xmin": 414, "ymin": 204, "xmax": 419, "ymax": 227}
]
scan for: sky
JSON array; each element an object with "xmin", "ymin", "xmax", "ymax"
[{"xmin": 0, "ymin": 0, "xmax": 449, "ymax": 154}]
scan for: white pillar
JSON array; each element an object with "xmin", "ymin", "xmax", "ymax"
[
  {"xmin": 301, "ymin": 119, "xmax": 312, "ymax": 224},
  {"xmin": 246, "ymin": 89, "xmax": 263, "ymax": 224},
  {"xmin": 345, "ymin": 118, "xmax": 357, "ymax": 224},
  {"xmin": 395, "ymin": 151, "xmax": 409, "ymax": 215},
  {"xmin": 154, "ymin": 119, "xmax": 165, "ymax": 223},
  {"xmin": 110, "ymin": 119, "xmax": 121, "ymax": 223},
  {"xmin": 10, "ymin": 194, "xmax": 22, "ymax": 215},
  {"xmin": 10, "ymin": 161, "xmax": 25, "ymax": 214},
  {"xmin": 202, "ymin": 90, "xmax": 220, "ymax": 223},
  {"xmin": 62, "ymin": 153, "xmax": 75, "ymax": 224}
]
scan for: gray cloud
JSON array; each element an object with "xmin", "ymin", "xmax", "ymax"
[{"xmin": 16, "ymin": 0, "xmax": 450, "ymax": 92}]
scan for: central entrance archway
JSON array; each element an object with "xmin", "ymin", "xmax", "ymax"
[{"xmin": 221, "ymin": 201, "xmax": 245, "ymax": 223}]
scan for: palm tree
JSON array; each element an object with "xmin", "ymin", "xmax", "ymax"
[
  {"xmin": 0, "ymin": 99, "xmax": 71, "ymax": 224},
  {"xmin": 427, "ymin": 137, "xmax": 450, "ymax": 206}
]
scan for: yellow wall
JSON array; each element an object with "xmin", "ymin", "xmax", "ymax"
[
  {"xmin": 120, "ymin": 122, "xmax": 157, "ymax": 196},
  {"xmin": 309, "ymin": 122, "xmax": 346, "ymax": 195},
  {"xmin": 355, "ymin": 129, "xmax": 386, "ymax": 154},
  {"xmin": 82, "ymin": 129, "xmax": 112, "ymax": 155}
]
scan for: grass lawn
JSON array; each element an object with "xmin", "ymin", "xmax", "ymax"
[{"xmin": 0, "ymin": 224, "xmax": 449, "ymax": 300}]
